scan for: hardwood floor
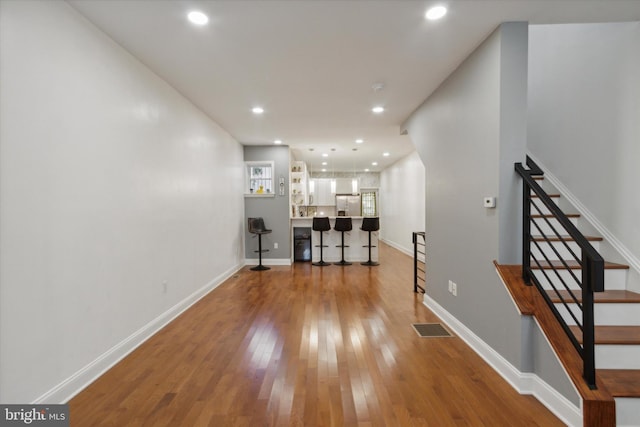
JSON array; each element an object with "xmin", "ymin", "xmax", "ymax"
[{"xmin": 70, "ymin": 243, "xmax": 563, "ymax": 426}]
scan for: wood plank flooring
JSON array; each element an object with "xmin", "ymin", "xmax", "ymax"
[{"xmin": 69, "ymin": 244, "xmax": 563, "ymax": 426}]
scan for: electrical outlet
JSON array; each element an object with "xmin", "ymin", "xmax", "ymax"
[
  {"xmin": 274, "ymin": 242, "xmax": 278, "ymax": 249},
  {"xmin": 452, "ymin": 282, "xmax": 457, "ymax": 296},
  {"xmin": 448, "ymin": 280, "xmax": 453, "ymax": 293}
]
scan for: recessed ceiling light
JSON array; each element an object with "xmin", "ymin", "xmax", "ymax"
[
  {"xmin": 187, "ymin": 11, "xmax": 209, "ymax": 26},
  {"xmin": 274, "ymin": 139, "xmax": 282, "ymax": 144},
  {"xmin": 355, "ymin": 139, "xmax": 364, "ymax": 144},
  {"xmin": 322, "ymin": 153, "xmax": 329, "ymax": 157},
  {"xmin": 372, "ymin": 106, "xmax": 385, "ymax": 114},
  {"xmin": 383, "ymin": 152, "xmax": 390, "ymax": 157},
  {"xmin": 252, "ymin": 107, "xmax": 264, "ymax": 114},
  {"xmin": 365, "ymin": 168, "xmax": 370, "ymax": 172},
  {"xmin": 322, "ymin": 161, "xmax": 327, "ymax": 165},
  {"xmin": 425, "ymin": 5, "xmax": 447, "ymax": 20},
  {"xmin": 372, "ymin": 162, "xmax": 378, "ymax": 166},
  {"xmin": 322, "ymin": 168, "xmax": 327, "ymax": 172}
]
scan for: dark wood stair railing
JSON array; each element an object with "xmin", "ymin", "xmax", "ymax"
[{"xmin": 515, "ymin": 156, "xmax": 604, "ymax": 389}]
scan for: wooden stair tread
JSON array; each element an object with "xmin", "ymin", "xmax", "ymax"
[
  {"xmin": 494, "ymin": 263, "xmax": 616, "ymax": 422},
  {"xmin": 495, "ymin": 263, "xmax": 535, "ymax": 315},
  {"xmin": 532, "ymin": 260, "xmax": 629, "ymax": 270},
  {"xmin": 570, "ymin": 325, "xmax": 640, "ymax": 345},
  {"xmin": 531, "ymin": 235, "xmax": 603, "ymax": 242},
  {"xmin": 548, "ymin": 289, "xmax": 640, "ymax": 304},
  {"xmin": 598, "ymin": 369, "xmax": 640, "ymax": 397}
]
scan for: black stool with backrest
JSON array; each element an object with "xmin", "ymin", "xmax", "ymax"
[
  {"xmin": 248, "ymin": 217, "xmax": 272, "ymax": 271},
  {"xmin": 361, "ymin": 217, "xmax": 380, "ymax": 266},
  {"xmin": 333, "ymin": 217, "xmax": 353, "ymax": 266},
  {"xmin": 312, "ymin": 217, "xmax": 331, "ymax": 266}
]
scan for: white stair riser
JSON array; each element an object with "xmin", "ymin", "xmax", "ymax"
[
  {"xmin": 595, "ymin": 345, "xmax": 640, "ymax": 369},
  {"xmin": 530, "ymin": 240, "xmax": 601, "ymax": 262},
  {"xmin": 530, "ymin": 197, "xmax": 561, "ymax": 215},
  {"xmin": 533, "ymin": 268, "xmax": 627, "ymax": 291},
  {"xmin": 554, "ymin": 303, "xmax": 640, "ymax": 326},
  {"xmin": 615, "ymin": 397, "xmax": 640, "ymax": 427},
  {"xmin": 530, "ymin": 216, "xmax": 578, "ymax": 236}
]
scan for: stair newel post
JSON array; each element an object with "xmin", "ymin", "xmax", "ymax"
[
  {"xmin": 582, "ymin": 254, "xmax": 597, "ymax": 389},
  {"xmin": 522, "ymin": 177, "xmax": 532, "ymax": 285}
]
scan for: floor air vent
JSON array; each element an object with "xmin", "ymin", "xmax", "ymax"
[{"xmin": 412, "ymin": 323, "xmax": 453, "ymax": 338}]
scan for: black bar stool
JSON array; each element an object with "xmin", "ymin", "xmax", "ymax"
[
  {"xmin": 361, "ymin": 217, "xmax": 380, "ymax": 266},
  {"xmin": 248, "ymin": 217, "xmax": 272, "ymax": 271},
  {"xmin": 333, "ymin": 217, "xmax": 352, "ymax": 266},
  {"xmin": 312, "ymin": 217, "xmax": 331, "ymax": 266}
]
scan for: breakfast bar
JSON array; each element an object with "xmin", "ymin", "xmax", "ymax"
[{"xmin": 291, "ymin": 217, "xmax": 379, "ymax": 264}]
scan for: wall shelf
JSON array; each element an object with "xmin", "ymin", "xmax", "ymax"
[{"xmin": 245, "ymin": 193, "xmax": 276, "ymax": 198}]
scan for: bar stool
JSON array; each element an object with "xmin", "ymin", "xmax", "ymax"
[
  {"xmin": 312, "ymin": 217, "xmax": 331, "ymax": 266},
  {"xmin": 333, "ymin": 217, "xmax": 352, "ymax": 266},
  {"xmin": 248, "ymin": 217, "xmax": 272, "ymax": 271},
  {"xmin": 361, "ymin": 217, "xmax": 380, "ymax": 266}
]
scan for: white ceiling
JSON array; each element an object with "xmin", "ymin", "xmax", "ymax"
[{"xmin": 68, "ymin": 0, "xmax": 640, "ymax": 173}]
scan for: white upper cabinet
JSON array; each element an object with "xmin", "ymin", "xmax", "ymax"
[{"xmin": 309, "ymin": 178, "xmax": 335, "ymax": 206}]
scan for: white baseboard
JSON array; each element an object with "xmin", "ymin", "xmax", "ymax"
[
  {"xmin": 33, "ymin": 262, "xmax": 244, "ymax": 404},
  {"xmin": 423, "ymin": 294, "xmax": 582, "ymax": 427},
  {"xmin": 245, "ymin": 258, "xmax": 292, "ymax": 266},
  {"xmin": 379, "ymin": 238, "xmax": 413, "ymax": 258}
]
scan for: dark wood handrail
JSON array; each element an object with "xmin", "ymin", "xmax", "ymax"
[{"xmin": 515, "ymin": 156, "xmax": 604, "ymax": 389}]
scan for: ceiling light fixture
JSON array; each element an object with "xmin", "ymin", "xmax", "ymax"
[
  {"xmin": 365, "ymin": 168, "xmax": 370, "ymax": 172},
  {"xmin": 322, "ymin": 153, "xmax": 329, "ymax": 157},
  {"xmin": 383, "ymin": 152, "xmax": 390, "ymax": 157},
  {"xmin": 322, "ymin": 162, "xmax": 327, "ymax": 165},
  {"xmin": 372, "ymin": 162, "xmax": 378, "ymax": 166},
  {"xmin": 252, "ymin": 107, "xmax": 264, "ymax": 114},
  {"xmin": 187, "ymin": 11, "xmax": 209, "ymax": 26},
  {"xmin": 322, "ymin": 168, "xmax": 327, "ymax": 172},
  {"xmin": 372, "ymin": 106, "xmax": 385, "ymax": 114},
  {"xmin": 274, "ymin": 139, "xmax": 282, "ymax": 144},
  {"xmin": 355, "ymin": 139, "xmax": 364, "ymax": 144},
  {"xmin": 425, "ymin": 5, "xmax": 447, "ymax": 20}
]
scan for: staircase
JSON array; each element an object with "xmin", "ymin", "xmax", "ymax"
[{"xmin": 513, "ymin": 158, "xmax": 640, "ymax": 426}]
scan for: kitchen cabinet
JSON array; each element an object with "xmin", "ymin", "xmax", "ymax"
[
  {"xmin": 309, "ymin": 178, "xmax": 335, "ymax": 206},
  {"xmin": 335, "ymin": 178, "xmax": 357, "ymax": 194}
]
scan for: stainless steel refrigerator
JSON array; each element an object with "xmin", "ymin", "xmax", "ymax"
[{"xmin": 335, "ymin": 194, "xmax": 361, "ymax": 216}]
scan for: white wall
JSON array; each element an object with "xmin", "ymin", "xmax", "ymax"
[
  {"xmin": 528, "ymin": 22, "xmax": 640, "ymax": 274},
  {"xmin": 0, "ymin": 0, "xmax": 245, "ymax": 403},
  {"xmin": 379, "ymin": 151, "xmax": 425, "ymax": 255}
]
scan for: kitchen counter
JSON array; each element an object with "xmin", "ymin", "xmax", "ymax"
[{"xmin": 290, "ymin": 217, "xmax": 378, "ymax": 263}]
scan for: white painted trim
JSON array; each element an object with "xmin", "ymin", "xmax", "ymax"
[
  {"xmin": 245, "ymin": 258, "xmax": 292, "ymax": 266},
  {"xmin": 423, "ymin": 294, "xmax": 582, "ymax": 427},
  {"xmin": 379, "ymin": 238, "xmax": 413, "ymax": 258},
  {"xmin": 527, "ymin": 153, "xmax": 640, "ymax": 277},
  {"xmin": 33, "ymin": 262, "xmax": 245, "ymax": 404}
]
